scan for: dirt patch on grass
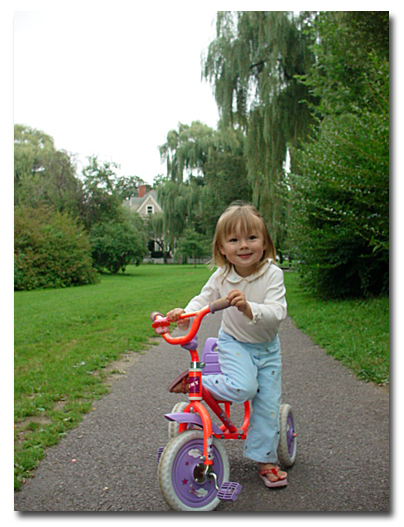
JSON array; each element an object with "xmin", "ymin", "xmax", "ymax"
[
  {"xmin": 14, "ymin": 415, "xmax": 53, "ymax": 445},
  {"xmin": 102, "ymin": 336, "xmax": 161, "ymax": 384}
]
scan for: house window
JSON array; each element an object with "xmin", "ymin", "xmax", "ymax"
[{"xmin": 147, "ymin": 205, "xmax": 154, "ymax": 214}]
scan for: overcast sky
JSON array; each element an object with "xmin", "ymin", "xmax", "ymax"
[
  {"xmin": 14, "ymin": 7, "xmax": 221, "ymax": 185},
  {"xmin": 14, "ymin": 3, "xmax": 398, "ymax": 188}
]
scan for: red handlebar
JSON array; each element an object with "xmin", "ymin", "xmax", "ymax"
[{"xmin": 151, "ymin": 297, "xmax": 230, "ymax": 346}]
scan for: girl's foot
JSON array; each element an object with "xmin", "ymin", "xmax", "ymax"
[
  {"xmin": 258, "ymin": 463, "xmax": 288, "ymax": 488},
  {"xmin": 168, "ymin": 370, "xmax": 189, "ymax": 393},
  {"xmin": 171, "ymin": 377, "xmax": 189, "ymax": 393}
]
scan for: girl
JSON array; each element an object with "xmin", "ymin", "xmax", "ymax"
[{"xmin": 167, "ymin": 203, "xmax": 288, "ymax": 488}]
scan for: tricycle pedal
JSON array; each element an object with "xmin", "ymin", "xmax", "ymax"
[{"xmin": 217, "ymin": 481, "xmax": 242, "ymax": 501}]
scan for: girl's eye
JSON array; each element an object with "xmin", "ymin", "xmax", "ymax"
[
  {"xmin": 229, "ymin": 238, "xmax": 238, "ymax": 243},
  {"xmin": 249, "ymin": 235, "xmax": 257, "ymax": 240}
]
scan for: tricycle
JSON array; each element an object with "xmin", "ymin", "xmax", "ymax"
[{"xmin": 151, "ymin": 297, "xmax": 297, "ymax": 511}]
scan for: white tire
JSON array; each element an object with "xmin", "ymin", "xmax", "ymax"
[
  {"xmin": 168, "ymin": 401, "xmax": 191, "ymax": 438},
  {"xmin": 277, "ymin": 403, "xmax": 297, "ymax": 467},
  {"xmin": 158, "ymin": 430, "xmax": 230, "ymax": 511}
]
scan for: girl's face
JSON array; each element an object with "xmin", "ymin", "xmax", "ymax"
[{"xmin": 219, "ymin": 223, "xmax": 267, "ymax": 277}]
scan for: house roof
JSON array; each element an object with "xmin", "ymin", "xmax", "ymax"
[
  {"xmin": 124, "ymin": 190, "xmax": 162, "ymax": 215},
  {"xmin": 129, "ymin": 190, "xmax": 158, "ymax": 206}
]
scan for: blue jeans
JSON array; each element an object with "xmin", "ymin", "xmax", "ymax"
[{"xmin": 202, "ymin": 329, "xmax": 282, "ymax": 464}]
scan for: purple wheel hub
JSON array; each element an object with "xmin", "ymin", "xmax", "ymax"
[
  {"xmin": 171, "ymin": 437, "xmax": 224, "ymax": 508},
  {"xmin": 286, "ymin": 413, "xmax": 296, "ymax": 457}
]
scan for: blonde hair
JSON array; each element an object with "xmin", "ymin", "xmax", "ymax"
[{"xmin": 210, "ymin": 203, "xmax": 276, "ymax": 275}]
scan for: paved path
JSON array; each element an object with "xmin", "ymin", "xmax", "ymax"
[{"xmin": 14, "ymin": 313, "xmax": 389, "ymax": 512}]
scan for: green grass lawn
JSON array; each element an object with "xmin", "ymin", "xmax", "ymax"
[
  {"xmin": 14, "ymin": 264, "xmax": 213, "ymax": 489},
  {"xmin": 283, "ymin": 271, "xmax": 389, "ymax": 386},
  {"xmin": 14, "ymin": 264, "xmax": 389, "ymax": 490}
]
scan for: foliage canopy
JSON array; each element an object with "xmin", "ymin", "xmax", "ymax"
[
  {"xmin": 202, "ymin": 11, "xmax": 318, "ymax": 247},
  {"xmin": 157, "ymin": 120, "xmax": 251, "ymax": 252},
  {"xmin": 90, "ymin": 214, "xmax": 148, "ymax": 274},
  {"xmin": 14, "ymin": 132, "xmax": 149, "ymax": 289},
  {"xmin": 14, "ymin": 206, "xmax": 98, "ymax": 290},
  {"xmin": 289, "ymin": 11, "xmax": 389, "ymax": 297}
]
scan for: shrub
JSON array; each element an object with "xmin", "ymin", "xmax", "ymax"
[
  {"xmin": 289, "ymin": 44, "xmax": 389, "ymax": 298},
  {"xmin": 89, "ymin": 217, "xmax": 147, "ymax": 273},
  {"xmin": 289, "ymin": 104, "xmax": 389, "ymax": 298},
  {"xmin": 14, "ymin": 206, "xmax": 98, "ymax": 290}
]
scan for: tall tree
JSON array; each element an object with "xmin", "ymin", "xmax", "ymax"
[
  {"xmin": 157, "ymin": 119, "xmax": 253, "ymax": 249},
  {"xmin": 159, "ymin": 121, "xmax": 216, "ymax": 182},
  {"xmin": 203, "ymin": 11, "xmax": 317, "ymax": 248},
  {"xmin": 289, "ymin": 11, "xmax": 389, "ymax": 298},
  {"xmin": 14, "ymin": 124, "xmax": 79, "ymax": 214},
  {"xmin": 78, "ymin": 156, "xmax": 122, "ymax": 230},
  {"xmin": 156, "ymin": 178, "xmax": 202, "ymax": 252},
  {"xmin": 201, "ymin": 123, "xmax": 251, "ymax": 236},
  {"xmin": 14, "ymin": 124, "xmax": 55, "ymax": 188},
  {"xmin": 157, "ymin": 121, "xmax": 216, "ymax": 252}
]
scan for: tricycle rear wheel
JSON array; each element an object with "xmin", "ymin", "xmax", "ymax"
[{"xmin": 277, "ymin": 403, "xmax": 297, "ymax": 467}]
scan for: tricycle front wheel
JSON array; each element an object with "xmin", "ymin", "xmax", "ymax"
[{"xmin": 158, "ymin": 430, "xmax": 230, "ymax": 511}]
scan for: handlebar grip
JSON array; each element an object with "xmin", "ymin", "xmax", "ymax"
[
  {"xmin": 150, "ymin": 311, "xmax": 163, "ymax": 321},
  {"xmin": 209, "ymin": 297, "xmax": 231, "ymax": 313}
]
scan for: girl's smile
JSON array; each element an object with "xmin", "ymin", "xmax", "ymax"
[{"xmin": 220, "ymin": 232, "xmax": 266, "ymax": 277}]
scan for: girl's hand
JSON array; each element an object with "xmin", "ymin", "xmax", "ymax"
[
  {"xmin": 227, "ymin": 289, "xmax": 253, "ymax": 320},
  {"xmin": 167, "ymin": 308, "xmax": 190, "ymax": 330}
]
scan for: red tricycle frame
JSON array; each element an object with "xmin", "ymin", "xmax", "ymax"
[{"xmin": 151, "ymin": 298, "xmax": 251, "ymax": 465}]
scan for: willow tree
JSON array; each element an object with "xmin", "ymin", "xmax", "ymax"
[
  {"xmin": 202, "ymin": 11, "xmax": 317, "ymax": 248},
  {"xmin": 201, "ymin": 122, "xmax": 251, "ymax": 237},
  {"xmin": 158, "ymin": 119, "xmax": 252, "ymax": 251},
  {"xmin": 156, "ymin": 178, "xmax": 202, "ymax": 255},
  {"xmin": 159, "ymin": 121, "xmax": 216, "ymax": 183},
  {"xmin": 157, "ymin": 121, "xmax": 216, "ymax": 255}
]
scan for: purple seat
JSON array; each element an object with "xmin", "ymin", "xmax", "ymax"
[{"xmin": 201, "ymin": 338, "xmax": 223, "ymax": 375}]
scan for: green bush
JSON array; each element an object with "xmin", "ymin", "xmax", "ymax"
[
  {"xmin": 289, "ymin": 13, "xmax": 389, "ymax": 299},
  {"xmin": 89, "ymin": 217, "xmax": 147, "ymax": 273},
  {"xmin": 14, "ymin": 206, "xmax": 98, "ymax": 290},
  {"xmin": 290, "ymin": 108, "xmax": 389, "ymax": 298}
]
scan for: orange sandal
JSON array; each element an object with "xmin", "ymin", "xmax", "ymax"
[{"xmin": 258, "ymin": 466, "xmax": 288, "ymax": 488}]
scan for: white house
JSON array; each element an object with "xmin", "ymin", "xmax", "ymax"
[
  {"xmin": 123, "ymin": 185, "xmax": 162, "ymax": 216},
  {"xmin": 123, "ymin": 185, "xmax": 165, "ymax": 259}
]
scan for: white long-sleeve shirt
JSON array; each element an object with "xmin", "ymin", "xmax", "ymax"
[{"xmin": 185, "ymin": 259, "xmax": 287, "ymax": 343}]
